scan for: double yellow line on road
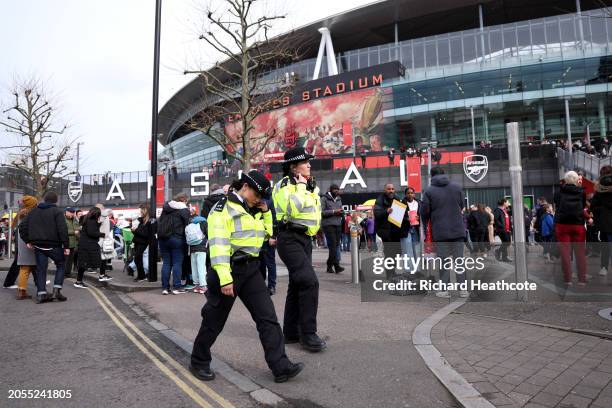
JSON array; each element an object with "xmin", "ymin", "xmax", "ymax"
[{"xmin": 87, "ymin": 285, "xmax": 234, "ymax": 408}]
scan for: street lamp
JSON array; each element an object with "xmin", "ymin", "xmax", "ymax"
[
  {"xmin": 148, "ymin": 0, "xmax": 162, "ymax": 282},
  {"xmin": 76, "ymin": 142, "xmax": 84, "ymax": 180}
]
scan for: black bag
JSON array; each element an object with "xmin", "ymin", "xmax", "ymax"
[
  {"xmin": 556, "ymin": 193, "xmax": 584, "ymax": 224},
  {"xmin": 156, "ymin": 213, "xmax": 174, "ymax": 239}
]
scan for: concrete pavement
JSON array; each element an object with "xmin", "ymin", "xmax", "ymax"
[
  {"xmin": 127, "ymin": 249, "xmax": 459, "ymax": 408},
  {"xmin": 431, "ymin": 312, "xmax": 612, "ymax": 407}
]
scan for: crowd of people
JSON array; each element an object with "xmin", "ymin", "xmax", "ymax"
[
  {"xmin": 1, "ymin": 194, "xmax": 122, "ymax": 302},
  {"xmin": 364, "ymin": 164, "xmax": 611, "ymax": 297},
  {"xmin": 555, "ymin": 136, "xmax": 611, "ymax": 158}
]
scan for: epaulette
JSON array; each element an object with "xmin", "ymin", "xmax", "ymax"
[
  {"xmin": 213, "ymin": 197, "xmax": 227, "ymax": 212},
  {"xmin": 280, "ymin": 177, "xmax": 290, "ymax": 188}
]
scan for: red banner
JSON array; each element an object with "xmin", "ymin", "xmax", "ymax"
[
  {"xmin": 407, "ymin": 157, "xmax": 422, "ymax": 193},
  {"xmin": 343, "ymin": 122, "xmax": 352, "ymax": 146},
  {"xmin": 156, "ymin": 174, "xmax": 165, "ymax": 205}
]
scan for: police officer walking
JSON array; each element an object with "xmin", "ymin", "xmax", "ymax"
[
  {"xmin": 190, "ymin": 170, "xmax": 304, "ymax": 383},
  {"xmin": 273, "ymin": 147, "xmax": 326, "ymax": 352}
]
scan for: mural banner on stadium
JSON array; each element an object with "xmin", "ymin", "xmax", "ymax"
[{"xmin": 223, "ymin": 87, "xmax": 390, "ymax": 163}]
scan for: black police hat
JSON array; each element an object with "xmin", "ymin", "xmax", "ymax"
[
  {"xmin": 283, "ymin": 147, "xmax": 314, "ymax": 164},
  {"xmin": 241, "ymin": 170, "xmax": 272, "ymax": 198}
]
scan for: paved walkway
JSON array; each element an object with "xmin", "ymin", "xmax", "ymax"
[{"xmin": 432, "ymin": 312, "xmax": 612, "ymax": 407}]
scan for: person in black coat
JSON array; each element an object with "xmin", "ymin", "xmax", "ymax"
[
  {"xmin": 553, "ymin": 171, "xmax": 587, "ymax": 285},
  {"xmin": 19, "ymin": 191, "xmax": 70, "ymax": 303},
  {"xmin": 421, "ymin": 167, "xmax": 467, "ymax": 297},
  {"xmin": 467, "ymin": 205, "xmax": 489, "ymax": 255},
  {"xmin": 493, "ymin": 198, "xmax": 512, "ymax": 262},
  {"xmin": 374, "ymin": 183, "xmax": 402, "ymax": 280},
  {"xmin": 74, "ymin": 207, "xmax": 106, "ymax": 288},
  {"xmin": 131, "ymin": 203, "xmax": 155, "ymax": 282},
  {"xmin": 590, "ymin": 167, "xmax": 611, "ymax": 276}
]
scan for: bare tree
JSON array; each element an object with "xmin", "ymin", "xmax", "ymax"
[
  {"xmin": 0, "ymin": 77, "xmax": 75, "ymax": 197},
  {"xmin": 185, "ymin": 0, "xmax": 302, "ymax": 171}
]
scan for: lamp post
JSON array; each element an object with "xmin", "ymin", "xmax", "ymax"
[
  {"xmin": 470, "ymin": 106, "xmax": 476, "ymax": 149},
  {"xmin": 148, "ymin": 0, "xmax": 162, "ymax": 282},
  {"xmin": 76, "ymin": 142, "xmax": 84, "ymax": 180}
]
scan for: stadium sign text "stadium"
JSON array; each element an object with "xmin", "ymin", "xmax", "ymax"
[
  {"xmin": 301, "ymin": 74, "xmax": 383, "ymax": 101},
  {"xmin": 225, "ymin": 61, "xmax": 404, "ymax": 122}
]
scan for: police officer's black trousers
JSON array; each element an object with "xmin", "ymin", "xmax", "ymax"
[
  {"xmin": 277, "ymin": 230, "xmax": 319, "ymax": 338},
  {"xmin": 191, "ymin": 259, "xmax": 290, "ymax": 375}
]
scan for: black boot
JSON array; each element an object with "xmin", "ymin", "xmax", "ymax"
[
  {"xmin": 274, "ymin": 362, "xmax": 305, "ymax": 383},
  {"xmin": 334, "ymin": 264, "xmax": 345, "ymax": 273},
  {"xmin": 52, "ymin": 288, "xmax": 67, "ymax": 302},
  {"xmin": 326, "ymin": 265, "xmax": 334, "ymax": 273},
  {"xmin": 189, "ymin": 365, "xmax": 215, "ymax": 381},
  {"xmin": 300, "ymin": 333, "xmax": 327, "ymax": 352}
]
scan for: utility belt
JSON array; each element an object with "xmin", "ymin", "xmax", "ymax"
[
  {"xmin": 278, "ymin": 220, "xmax": 308, "ymax": 234},
  {"xmin": 230, "ymin": 251, "xmax": 259, "ymax": 266}
]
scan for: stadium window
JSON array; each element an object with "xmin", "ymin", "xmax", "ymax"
[
  {"xmin": 437, "ymin": 37, "xmax": 450, "ymax": 66},
  {"xmin": 413, "ymin": 41, "xmax": 424, "ymax": 69}
]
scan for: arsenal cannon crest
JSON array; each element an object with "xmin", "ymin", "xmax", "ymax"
[
  {"xmin": 67, "ymin": 181, "xmax": 83, "ymax": 203},
  {"xmin": 463, "ymin": 154, "xmax": 488, "ymax": 183}
]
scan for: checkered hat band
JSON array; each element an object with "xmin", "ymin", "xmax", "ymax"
[{"xmin": 244, "ymin": 173, "xmax": 262, "ymax": 191}]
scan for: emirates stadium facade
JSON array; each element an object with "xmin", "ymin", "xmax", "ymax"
[{"xmin": 157, "ymin": 0, "xmax": 612, "ymax": 207}]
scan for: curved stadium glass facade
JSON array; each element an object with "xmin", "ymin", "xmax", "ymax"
[{"xmin": 162, "ymin": 6, "xmax": 612, "ymax": 168}]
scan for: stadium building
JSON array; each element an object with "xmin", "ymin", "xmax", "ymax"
[
  {"xmin": 157, "ymin": 0, "xmax": 612, "ymax": 206},
  {"xmin": 7, "ymin": 0, "xmax": 609, "ymax": 211}
]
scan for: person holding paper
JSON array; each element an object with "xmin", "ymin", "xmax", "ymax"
[{"xmin": 374, "ymin": 183, "xmax": 402, "ymax": 280}]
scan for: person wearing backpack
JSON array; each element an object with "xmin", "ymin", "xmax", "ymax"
[
  {"xmin": 554, "ymin": 171, "xmax": 587, "ymax": 286},
  {"xmin": 157, "ymin": 193, "xmax": 190, "ymax": 295},
  {"xmin": 186, "ymin": 215, "xmax": 208, "ymax": 294}
]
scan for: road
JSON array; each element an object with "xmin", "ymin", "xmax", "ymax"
[{"xmin": 0, "ymin": 271, "xmax": 256, "ymax": 408}]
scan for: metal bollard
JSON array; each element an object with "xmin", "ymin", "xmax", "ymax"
[
  {"xmin": 7, "ymin": 209, "xmax": 14, "ymax": 259},
  {"xmin": 350, "ymin": 229, "xmax": 360, "ymax": 284}
]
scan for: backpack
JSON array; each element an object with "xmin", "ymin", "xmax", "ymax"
[
  {"xmin": 156, "ymin": 213, "xmax": 174, "ymax": 239},
  {"xmin": 185, "ymin": 223, "xmax": 205, "ymax": 246},
  {"xmin": 556, "ymin": 192, "xmax": 584, "ymax": 224}
]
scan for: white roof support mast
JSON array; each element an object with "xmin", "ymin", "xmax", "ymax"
[{"xmin": 312, "ymin": 27, "xmax": 339, "ymax": 80}]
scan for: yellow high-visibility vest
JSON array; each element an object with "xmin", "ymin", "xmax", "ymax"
[
  {"xmin": 208, "ymin": 195, "xmax": 272, "ymax": 286},
  {"xmin": 272, "ymin": 176, "xmax": 321, "ymax": 237}
]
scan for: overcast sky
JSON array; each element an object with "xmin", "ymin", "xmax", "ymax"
[{"xmin": 0, "ymin": 0, "xmax": 376, "ymax": 175}]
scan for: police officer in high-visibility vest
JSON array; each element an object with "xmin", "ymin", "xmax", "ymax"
[
  {"xmin": 190, "ymin": 170, "xmax": 304, "ymax": 383},
  {"xmin": 273, "ymin": 147, "xmax": 326, "ymax": 352}
]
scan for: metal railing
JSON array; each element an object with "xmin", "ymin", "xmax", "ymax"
[{"xmin": 557, "ymin": 147, "xmax": 612, "ymax": 179}]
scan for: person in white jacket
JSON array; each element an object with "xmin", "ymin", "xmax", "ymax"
[{"xmin": 95, "ymin": 204, "xmax": 115, "ymax": 281}]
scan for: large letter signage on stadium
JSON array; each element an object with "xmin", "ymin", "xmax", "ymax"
[
  {"xmin": 463, "ymin": 154, "xmax": 488, "ymax": 183},
  {"xmin": 190, "ymin": 172, "xmax": 210, "ymax": 197},
  {"xmin": 106, "ymin": 180, "xmax": 126, "ymax": 201},
  {"xmin": 340, "ymin": 162, "xmax": 367, "ymax": 189}
]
